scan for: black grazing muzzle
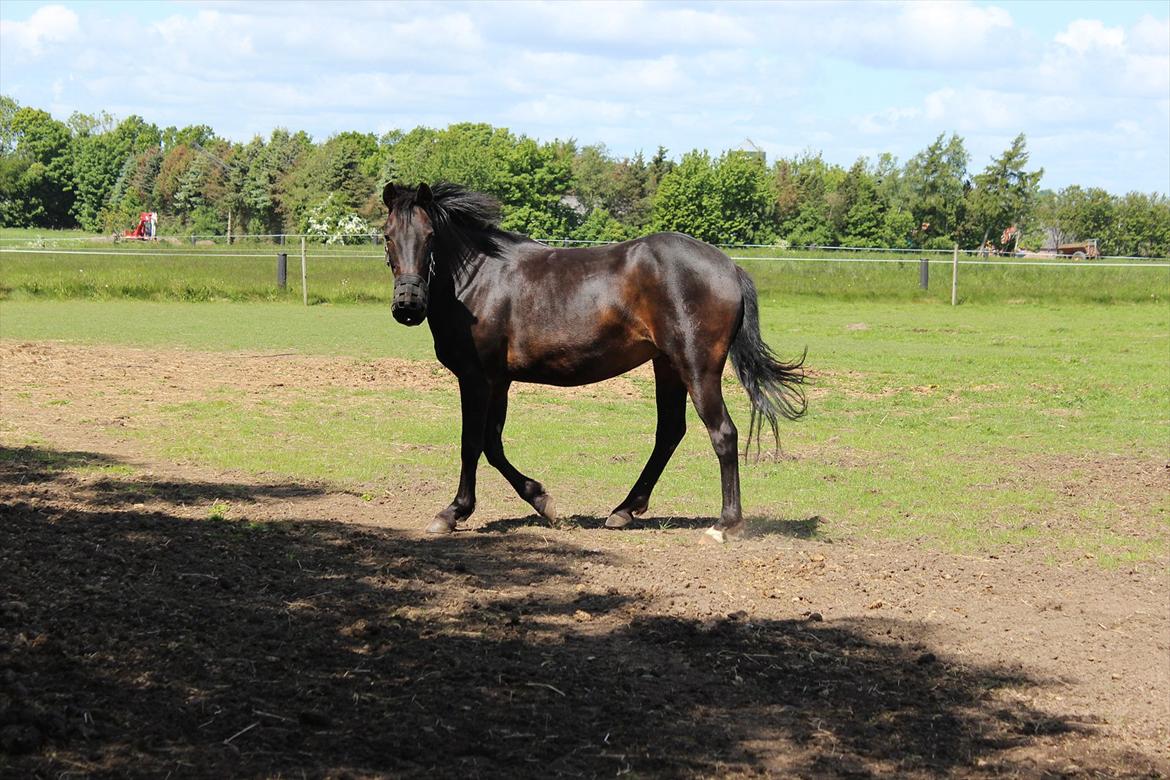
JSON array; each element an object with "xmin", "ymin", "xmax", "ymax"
[
  {"xmin": 391, "ymin": 273, "xmax": 428, "ymax": 326},
  {"xmin": 388, "ymin": 241, "xmax": 435, "ymax": 326}
]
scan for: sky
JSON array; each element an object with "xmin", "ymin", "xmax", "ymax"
[{"xmin": 1, "ymin": 0, "xmax": 1168, "ymax": 195}]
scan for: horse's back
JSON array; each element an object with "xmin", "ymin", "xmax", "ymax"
[{"xmin": 521, "ymin": 232, "xmax": 739, "ymax": 289}]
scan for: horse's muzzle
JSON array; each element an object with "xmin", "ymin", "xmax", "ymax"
[{"xmin": 392, "ymin": 274, "xmax": 428, "ymax": 326}]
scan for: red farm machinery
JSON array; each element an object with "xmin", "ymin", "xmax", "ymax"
[{"xmin": 116, "ymin": 212, "xmax": 158, "ymax": 241}]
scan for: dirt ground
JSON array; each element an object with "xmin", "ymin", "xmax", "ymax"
[{"xmin": 1, "ymin": 341, "xmax": 1167, "ymax": 779}]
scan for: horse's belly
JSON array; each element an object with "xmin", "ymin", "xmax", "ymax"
[{"xmin": 506, "ymin": 337, "xmax": 657, "ymax": 386}]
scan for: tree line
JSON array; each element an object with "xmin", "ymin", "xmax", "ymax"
[{"xmin": 2, "ymin": 95, "xmax": 1167, "ymax": 256}]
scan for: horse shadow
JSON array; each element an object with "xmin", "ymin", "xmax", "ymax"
[{"xmin": 476, "ymin": 513, "xmax": 822, "ymax": 538}]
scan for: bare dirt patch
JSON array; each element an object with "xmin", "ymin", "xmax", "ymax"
[
  {"xmin": 2, "ymin": 341, "xmax": 1167, "ymax": 778},
  {"xmin": 1, "ymin": 341, "xmax": 650, "ymax": 407}
]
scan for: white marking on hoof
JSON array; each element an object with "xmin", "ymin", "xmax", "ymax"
[
  {"xmin": 704, "ymin": 527, "xmax": 726, "ymax": 544},
  {"xmin": 605, "ymin": 512, "xmax": 631, "ymax": 529},
  {"xmin": 534, "ymin": 493, "xmax": 556, "ymax": 522}
]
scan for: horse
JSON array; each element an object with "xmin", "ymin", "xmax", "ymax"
[{"xmin": 381, "ymin": 182, "xmax": 806, "ymax": 542}]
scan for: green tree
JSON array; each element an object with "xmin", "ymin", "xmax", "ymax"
[
  {"xmin": 570, "ymin": 146, "xmax": 652, "ymax": 233},
  {"xmin": 283, "ymin": 131, "xmax": 379, "ymax": 230},
  {"xmin": 385, "ymin": 123, "xmax": 573, "ymax": 237},
  {"xmin": 570, "ymin": 142, "xmax": 614, "ymax": 212},
  {"xmin": 1053, "ymin": 186, "xmax": 1114, "ymax": 249},
  {"xmin": 242, "ymin": 129, "xmax": 311, "ymax": 233},
  {"xmin": 103, "ymin": 146, "xmax": 164, "ymax": 230},
  {"xmin": 647, "ymin": 146, "xmax": 674, "ymax": 191},
  {"xmin": 571, "ymin": 207, "xmax": 631, "ymax": 243},
  {"xmin": 71, "ymin": 115, "xmax": 161, "ymax": 231},
  {"xmin": 0, "ymin": 95, "xmax": 19, "ymax": 154},
  {"xmin": 964, "ymin": 133, "xmax": 1043, "ymax": 251},
  {"xmin": 498, "ymin": 136, "xmax": 574, "ymax": 237},
  {"xmin": 161, "ymin": 124, "xmax": 216, "ymax": 151},
  {"xmin": 712, "ymin": 150, "xmax": 775, "ymax": 243},
  {"xmin": 652, "ymin": 150, "xmax": 720, "ymax": 241},
  {"xmin": 0, "ymin": 105, "xmax": 74, "ymax": 227},
  {"xmin": 771, "ymin": 152, "xmax": 841, "ymax": 247},
  {"xmin": 1106, "ymin": 192, "xmax": 1170, "ymax": 257},
  {"xmin": 610, "ymin": 152, "xmax": 652, "ymax": 230},
  {"xmin": 903, "ymin": 133, "xmax": 969, "ymax": 248},
  {"xmin": 832, "ymin": 159, "xmax": 880, "ymax": 246},
  {"xmin": 651, "ymin": 149, "xmax": 773, "ymax": 244}
]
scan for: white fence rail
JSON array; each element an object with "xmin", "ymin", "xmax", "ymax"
[
  {"xmin": 1, "ymin": 233, "xmax": 1166, "ymax": 263},
  {"xmin": 3, "ymin": 246, "xmax": 1168, "ymax": 269}
]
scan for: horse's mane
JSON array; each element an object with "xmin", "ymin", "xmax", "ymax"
[{"xmin": 387, "ymin": 182, "xmax": 507, "ymax": 261}]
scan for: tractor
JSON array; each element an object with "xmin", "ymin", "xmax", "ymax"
[{"xmin": 115, "ymin": 212, "xmax": 158, "ymax": 241}]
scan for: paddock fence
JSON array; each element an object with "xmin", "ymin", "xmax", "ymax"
[{"xmin": 1, "ymin": 233, "xmax": 1167, "ymax": 306}]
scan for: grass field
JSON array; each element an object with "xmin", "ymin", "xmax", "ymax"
[
  {"xmin": 2, "ymin": 297, "xmax": 1165, "ymax": 565},
  {"xmin": 2, "ymin": 238, "xmax": 1166, "ymax": 304}
]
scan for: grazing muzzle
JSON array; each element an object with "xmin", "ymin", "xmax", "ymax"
[{"xmin": 392, "ymin": 273, "xmax": 429, "ymax": 326}]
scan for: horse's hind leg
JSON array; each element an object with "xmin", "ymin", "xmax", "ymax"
[
  {"xmin": 483, "ymin": 382, "xmax": 556, "ymax": 522},
  {"xmin": 689, "ymin": 369, "xmax": 744, "ymax": 541},
  {"xmin": 607, "ymin": 357, "xmax": 687, "ymax": 528}
]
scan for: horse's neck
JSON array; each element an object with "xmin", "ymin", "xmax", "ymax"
[{"xmin": 437, "ymin": 228, "xmax": 519, "ymax": 294}]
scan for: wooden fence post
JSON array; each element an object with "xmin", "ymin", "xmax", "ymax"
[
  {"xmin": 951, "ymin": 244, "xmax": 959, "ymax": 306},
  {"xmin": 300, "ymin": 236, "xmax": 308, "ymax": 306}
]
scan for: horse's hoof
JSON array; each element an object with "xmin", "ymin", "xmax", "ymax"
[
  {"xmin": 704, "ymin": 522, "xmax": 744, "ymax": 544},
  {"xmin": 426, "ymin": 516, "xmax": 457, "ymax": 535},
  {"xmin": 605, "ymin": 510, "xmax": 633, "ymax": 529},
  {"xmin": 533, "ymin": 493, "xmax": 556, "ymax": 522}
]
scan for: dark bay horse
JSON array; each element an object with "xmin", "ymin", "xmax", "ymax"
[{"xmin": 382, "ymin": 182, "xmax": 805, "ymax": 542}]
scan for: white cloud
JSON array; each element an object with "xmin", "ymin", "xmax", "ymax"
[
  {"xmin": 0, "ymin": 0, "xmax": 1165, "ymax": 194},
  {"xmin": 1054, "ymin": 19, "xmax": 1125, "ymax": 55},
  {"xmin": 809, "ymin": 1, "xmax": 1018, "ymax": 69},
  {"xmin": 522, "ymin": 1, "xmax": 755, "ymax": 48},
  {"xmin": 1031, "ymin": 16, "xmax": 1169, "ymax": 99},
  {"xmin": 0, "ymin": 4, "xmax": 80, "ymax": 57},
  {"xmin": 857, "ymin": 106, "xmax": 921, "ymax": 135},
  {"xmin": 1129, "ymin": 14, "xmax": 1170, "ymax": 54}
]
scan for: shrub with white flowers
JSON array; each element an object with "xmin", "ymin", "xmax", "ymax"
[{"xmin": 305, "ymin": 194, "xmax": 373, "ymax": 245}]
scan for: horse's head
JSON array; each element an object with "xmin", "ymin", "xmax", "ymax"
[{"xmin": 382, "ymin": 182, "xmax": 435, "ymax": 326}]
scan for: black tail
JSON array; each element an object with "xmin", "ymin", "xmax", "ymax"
[{"xmin": 729, "ymin": 266, "xmax": 807, "ymax": 460}]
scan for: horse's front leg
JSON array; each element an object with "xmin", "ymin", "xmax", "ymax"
[
  {"xmin": 427, "ymin": 375, "xmax": 488, "ymax": 534},
  {"xmin": 483, "ymin": 381, "xmax": 556, "ymax": 522}
]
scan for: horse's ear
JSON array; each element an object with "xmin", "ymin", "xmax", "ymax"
[
  {"xmin": 415, "ymin": 182, "xmax": 433, "ymax": 205},
  {"xmin": 382, "ymin": 182, "xmax": 398, "ymax": 207}
]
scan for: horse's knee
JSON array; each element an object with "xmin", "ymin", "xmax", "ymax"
[{"xmin": 708, "ymin": 418, "xmax": 738, "ymax": 459}]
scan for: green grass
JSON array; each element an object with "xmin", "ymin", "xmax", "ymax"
[
  {"xmin": 2, "ymin": 297, "xmax": 1166, "ymax": 564},
  {"xmin": 0, "ymin": 299, "xmax": 435, "ymax": 359},
  {"xmin": 733, "ymin": 254, "xmax": 1168, "ymax": 304},
  {"xmin": 2, "ymin": 238, "xmax": 1166, "ymax": 304}
]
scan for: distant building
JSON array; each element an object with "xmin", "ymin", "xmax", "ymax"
[{"xmin": 733, "ymin": 138, "xmax": 766, "ymax": 166}]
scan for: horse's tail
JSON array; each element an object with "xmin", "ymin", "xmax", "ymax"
[{"xmin": 728, "ymin": 266, "xmax": 807, "ymax": 459}]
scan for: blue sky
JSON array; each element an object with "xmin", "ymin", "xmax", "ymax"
[{"xmin": 2, "ymin": 0, "xmax": 1167, "ymax": 194}]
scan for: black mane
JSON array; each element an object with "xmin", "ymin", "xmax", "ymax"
[{"xmin": 387, "ymin": 182, "xmax": 507, "ymax": 262}]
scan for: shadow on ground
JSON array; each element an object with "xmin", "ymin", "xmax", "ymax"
[
  {"xmin": 477, "ymin": 513, "xmax": 822, "ymax": 538},
  {"xmin": 0, "ymin": 444, "xmax": 1145, "ymax": 778}
]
